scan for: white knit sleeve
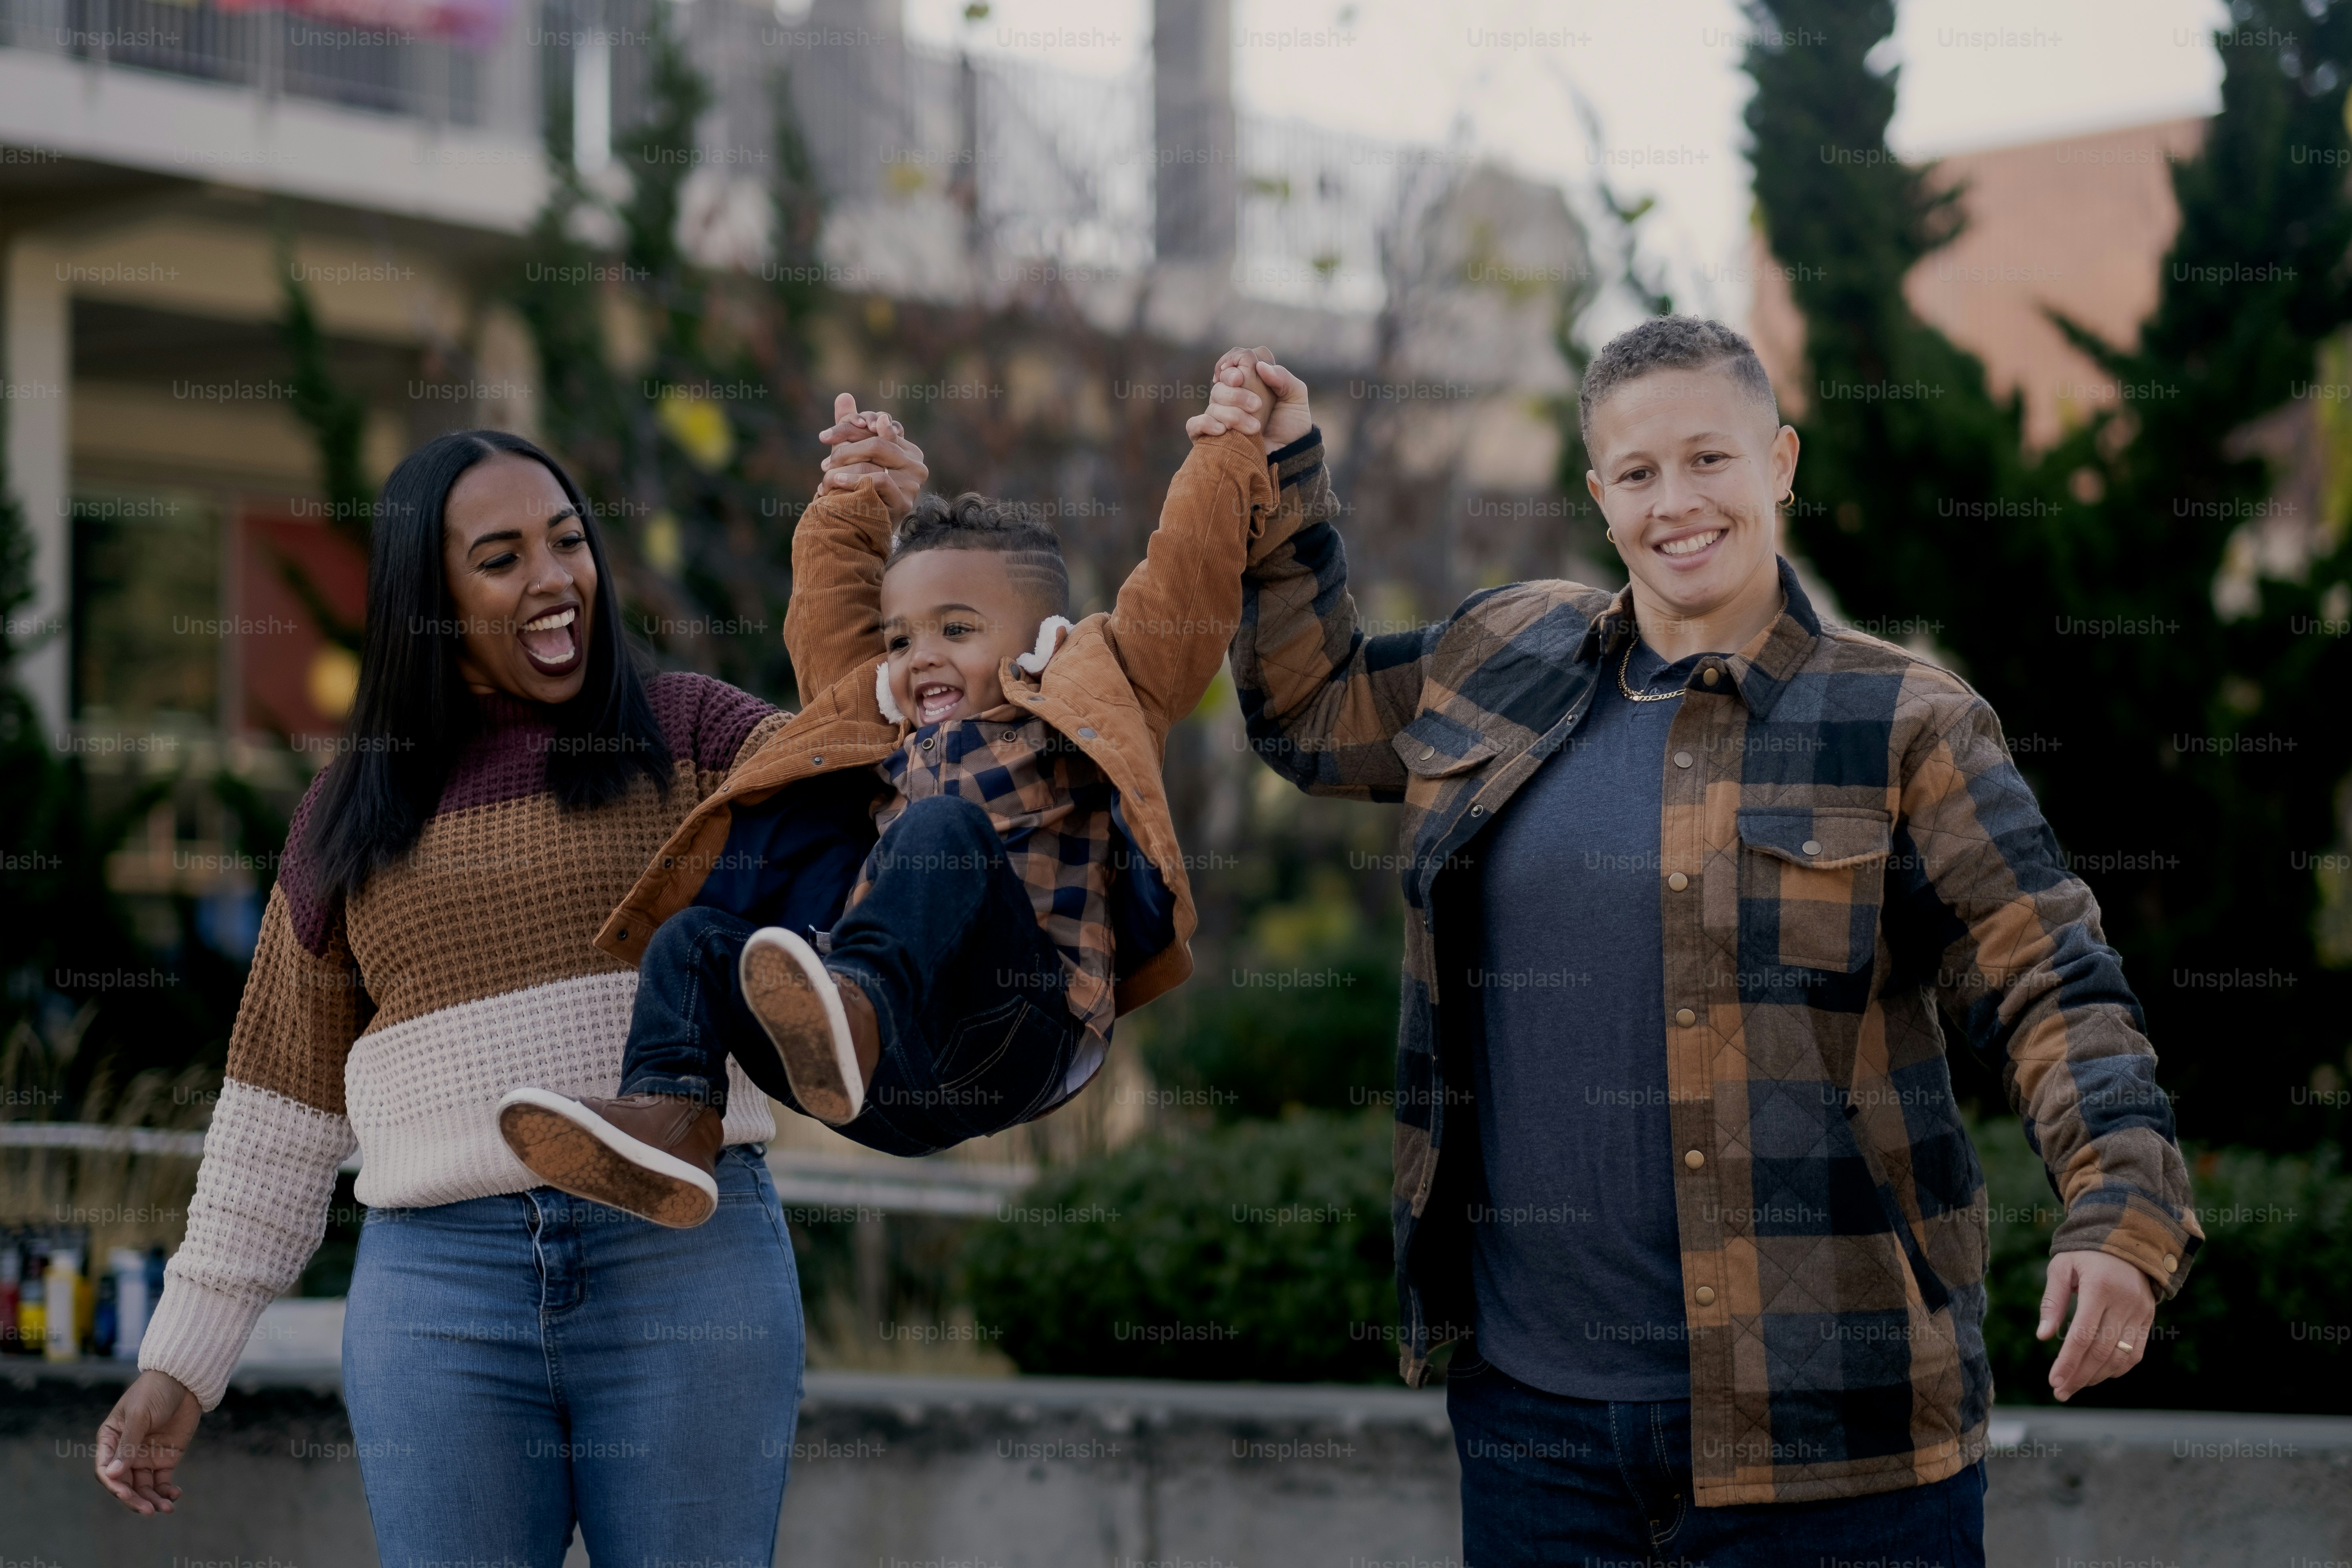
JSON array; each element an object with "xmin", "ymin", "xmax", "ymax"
[{"xmin": 138, "ymin": 1080, "xmax": 356, "ymax": 1409}]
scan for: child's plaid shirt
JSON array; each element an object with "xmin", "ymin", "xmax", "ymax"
[{"xmin": 847, "ymin": 703, "xmax": 1119, "ymax": 1045}]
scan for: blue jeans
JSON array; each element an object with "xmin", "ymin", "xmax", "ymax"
[
  {"xmin": 342, "ymin": 1146, "xmax": 802, "ymax": 1566},
  {"xmin": 1446, "ymin": 1352, "xmax": 1986, "ymax": 1568},
  {"xmin": 625, "ymin": 794, "xmax": 1087, "ymax": 1156}
]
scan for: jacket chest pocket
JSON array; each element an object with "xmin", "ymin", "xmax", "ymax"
[
  {"xmin": 1736, "ymin": 806, "xmax": 1892, "ymax": 972},
  {"xmin": 1391, "ymin": 711, "xmax": 1504, "ymax": 812}
]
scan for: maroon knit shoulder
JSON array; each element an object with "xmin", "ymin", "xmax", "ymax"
[
  {"xmin": 648, "ymin": 671, "xmax": 777, "ymax": 773},
  {"xmin": 275, "ymin": 768, "xmax": 340, "ymax": 957},
  {"xmin": 435, "ymin": 694, "xmax": 556, "ymax": 816}
]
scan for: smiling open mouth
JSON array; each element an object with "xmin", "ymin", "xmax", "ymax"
[
  {"xmin": 914, "ymin": 682, "xmax": 961, "ymax": 724},
  {"xmin": 1657, "ymin": 528, "xmax": 1724, "ymax": 560},
  {"xmin": 520, "ymin": 606, "xmax": 581, "ymax": 671}
]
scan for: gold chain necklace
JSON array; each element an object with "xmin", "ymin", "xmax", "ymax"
[{"xmin": 1617, "ymin": 642, "xmax": 1684, "ymax": 703}]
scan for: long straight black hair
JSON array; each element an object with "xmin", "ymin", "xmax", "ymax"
[{"xmin": 306, "ymin": 429, "xmax": 671, "ymax": 902}]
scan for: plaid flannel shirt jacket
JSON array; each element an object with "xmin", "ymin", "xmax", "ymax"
[
  {"xmin": 850, "ymin": 709, "xmax": 1120, "ymax": 1045},
  {"xmin": 1234, "ymin": 431, "xmax": 2202, "ymax": 1506}
]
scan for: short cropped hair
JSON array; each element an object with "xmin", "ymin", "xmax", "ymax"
[
  {"xmin": 886, "ymin": 492, "xmax": 1070, "ymax": 620},
  {"xmin": 1577, "ymin": 315, "xmax": 1780, "ymax": 450}
]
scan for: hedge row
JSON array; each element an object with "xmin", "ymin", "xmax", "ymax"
[{"xmin": 966, "ymin": 1110, "xmax": 2352, "ymax": 1407}]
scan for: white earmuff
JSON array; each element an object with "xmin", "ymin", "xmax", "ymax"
[
  {"xmin": 873, "ymin": 660, "xmax": 905, "ymax": 724},
  {"xmin": 1016, "ymin": 616, "xmax": 1074, "ymax": 675}
]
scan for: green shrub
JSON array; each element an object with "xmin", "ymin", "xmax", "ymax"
[
  {"xmin": 1135, "ymin": 937, "xmax": 1400, "ymax": 1122},
  {"xmin": 1974, "ymin": 1116, "xmax": 2352, "ymax": 1411},
  {"xmin": 964, "ymin": 1110, "xmax": 1397, "ymax": 1381}
]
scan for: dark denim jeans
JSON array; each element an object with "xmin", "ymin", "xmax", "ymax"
[
  {"xmin": 623, "ymin": 795, "xmax": 1085, "ymax": 1155},
  {"xmin": 1446, "ymin": 1350, "xmax": 1986, "ymax": 1568}
]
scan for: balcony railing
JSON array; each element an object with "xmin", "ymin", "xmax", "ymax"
[
  {"xmin": 0, "ymin": 0, "xmax": 532, "ymax": 133},
  {"xmin": 1, "ymin": 0, "xmax": 1470, "ymax": 314}
]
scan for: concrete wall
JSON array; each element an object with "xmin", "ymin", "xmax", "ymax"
[{"xmin": 8, "ymin": 1358, "xmax": 2352, "ymax": 1567}]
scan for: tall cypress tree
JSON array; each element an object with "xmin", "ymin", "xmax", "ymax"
[{"xmin": 1746, "ymin": 0, "xmax": 2352, "ymax": 1148}]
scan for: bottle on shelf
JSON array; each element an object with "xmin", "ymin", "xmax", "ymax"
[
  {"xmin": 71, "ymin": 1230, "xmax": 96, "ymax": 1350},
  {"xmin": 111, "ymin": 1247, "xmax": 152, "ymax": 1362},
  {"xmin": 44, "ymin": 1247, "xmax": 82, "ymax": 1362},
  {"xmin": 0, "ymin": 1239, "xmax": 19, "ymax": 1354},
  {"xmin": 17, "ymin": 1241, "xmax": 46, "ymax": 1357},
  {"xmin": 93, "ymin": 1270, "xmax": 118, "ymax": 1360}
]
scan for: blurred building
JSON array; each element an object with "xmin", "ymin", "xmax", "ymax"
[
  {"xmin": 1, "ymin": 0, "xmax": 1585, "ymax": 964},
  {"xmin": 1748, "ymin": 116, "xmax": 2208, "ymax": 449},
  {"xmin": 1748, "ymin": 113, "xmax": 2345, "ymax": 617}
]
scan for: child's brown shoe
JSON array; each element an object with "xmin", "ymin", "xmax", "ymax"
[
  {"xmin": 739, "ymin": 927, "xmax": 875, "ymax": 1126},
  {"xmin": 496, "ymin": 1087, "xmax": 724, "ymax": 1227}
]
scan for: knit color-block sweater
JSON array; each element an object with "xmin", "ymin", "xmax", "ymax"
[{"xmin": 139, "ymin": 673, "xmax": 788, "ymax": 1409}]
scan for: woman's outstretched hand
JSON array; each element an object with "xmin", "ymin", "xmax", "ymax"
[
  {"xmin": 817, "ymin": 391, "xmax": 928, "ymax": 523},
  {"xmin": 95, "ymin": 1369, "xmax": 201, "ymax": 1514}
]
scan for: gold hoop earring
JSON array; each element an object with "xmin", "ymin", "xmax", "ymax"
[
  {"xmin": 1780, "ymin": 488, "xmax": 1796, "ymax": 509},
  {"xmin": 1605, "ymin": 527, "xmax": 1617, "ymax": 544}
]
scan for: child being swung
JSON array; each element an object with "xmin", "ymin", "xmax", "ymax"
[{"xmin": 496, "ymin": 356, "xmax": 1317, "ymax": 1223}]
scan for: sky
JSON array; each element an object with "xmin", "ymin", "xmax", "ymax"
[{"xmin": 895, "ymin": 0, "xmax": 2231, "ymax": 332}]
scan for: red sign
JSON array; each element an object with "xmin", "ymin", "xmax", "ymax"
[{"xmin": 213, "ymin": 0, "xmax": 512, "ymax": 47}]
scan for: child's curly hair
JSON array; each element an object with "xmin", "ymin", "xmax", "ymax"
[{"xmin": 886, "ymin": 492, "xmax": 1070, "ymax": 620}]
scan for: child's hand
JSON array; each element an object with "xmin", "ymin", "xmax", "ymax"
[
  {"xmin": 1186, "ymin": 349, "xmax": 1275, "ymax": 446},
  {"xmin": 817, "ymin": 393, "xmax": 928, "ymax": 523},
  {"xmin": 1187, "ymin": 347, "xmax": 1312, "ymax": 454}
]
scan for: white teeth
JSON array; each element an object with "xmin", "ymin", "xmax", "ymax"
[
  {"xmin": 522, "ymin": 608, "xmax": 576, "ymax": 632},
  {"xmin": 1658, "ymin": 531, "xmax": 1724, "ymax": 558}
]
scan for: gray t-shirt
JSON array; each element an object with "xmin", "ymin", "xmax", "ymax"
[{"xmin": 1470, "ymin": 639, "xmax": 1697, "ymax": 1402}]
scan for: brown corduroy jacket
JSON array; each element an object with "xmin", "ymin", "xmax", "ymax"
[{"xmin": 594, "ymin": 426, "xmax": 1285, "ymax": 1014}]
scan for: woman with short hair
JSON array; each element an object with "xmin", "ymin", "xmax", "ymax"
[
  {"xmin": 1202, "ymin": 322, "xmax": 2197, "ymax": 1566},
  {"xmin": 92, "ymin": 429, "xmax": 817, "ymax": 1562}
]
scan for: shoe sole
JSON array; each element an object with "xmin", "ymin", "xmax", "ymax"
[
  {"xmin": 494, "ymin": 1087, "xmax": 719, "ymax": 1228},
  {"xmin": 740, "ymin": 929, "xmax": 863, "ymax": 1125}
]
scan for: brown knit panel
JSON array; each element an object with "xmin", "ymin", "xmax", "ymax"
[
  {"xmin": 345, "ymin": 762, "xmax": 700, "ymax": 1034},
  {"xmin": 224, "ymin": 884, "xmax": 366, "ymax": 1115},
  {"xmin": 734, "ymin": 710, "xmax": 792, "ymax": 772},
  {"xmin": 697, "ymin": 709, "xmax": 792, "ymax": 800}
]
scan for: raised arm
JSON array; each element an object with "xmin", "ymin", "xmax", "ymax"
[
  {"xmin": 1220, "ymin": 358, "xmax": 1430, "ymax": 802},
  {"xmin": 782, "ymin": 480, "xmax": 893, "ymax": 701},
  {"xmin": 1098, "ymin": 412, "xmax": 1280, "ymax": 737},
  {"xmin": 782, "ymin": 396, "xmax": 926, "ymax": 701}
]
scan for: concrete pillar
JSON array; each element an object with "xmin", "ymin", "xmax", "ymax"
[
  {"xmin": 4, "ymin": 232, "xmax": 71, "ymax": 743},
  {"xmin": 573, "ymin": 33, "xmax": 612, "ymax": 176},
  {"xmin": 481, "ymin": 0, "xmax": 542, "ymax": 142},
  {"xmin": 1152, "ymin": 0, "xmax": 1235, "ymax": 264}
]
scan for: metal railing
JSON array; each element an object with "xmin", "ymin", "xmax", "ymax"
[
  {"xmin": 0, "ymin": 1121, "xmax": 1034, "ymax": 1212},
  {"xmin": 0, "ymin": 0, "xmax": 1476, "ymax": 307},
  {"xmin": 536, "ymin": 0, "xmax": 1435, "ymax": 310},
  {"xmin": 0, "ymin": 0, "xmax": 531, "ymax": 132}
]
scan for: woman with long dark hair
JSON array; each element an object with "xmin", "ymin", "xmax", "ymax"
[{"xmin": 90, "ymin": 430, "xmax": 810, "ymax": 1561}]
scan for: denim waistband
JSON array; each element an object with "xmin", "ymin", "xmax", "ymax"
[{"xmin": 361, "ymin": 1142, "xmax": 771, "ymax": 1229}]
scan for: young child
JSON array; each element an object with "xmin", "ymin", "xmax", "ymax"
[{"xmin": 494, "ymin": 358, "xmax": 1310, "ymax": 1225}]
